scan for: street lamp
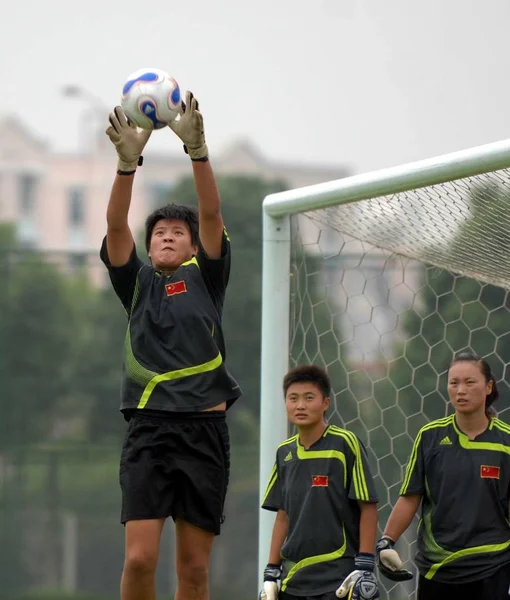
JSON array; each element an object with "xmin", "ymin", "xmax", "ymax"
[{"xmin": 61, "ymin": 84, "xmax": 109, "ymax": 154}]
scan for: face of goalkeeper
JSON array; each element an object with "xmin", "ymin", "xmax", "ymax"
[
  {"xmin": 285, "ymin": 382, "xmax": 330, "ymax": 428},
  {"xmin": 148, "ymin": 218, "xmax": 198, "ymax": 273}
]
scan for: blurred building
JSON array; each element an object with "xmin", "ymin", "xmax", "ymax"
[{"xmin": 0, "ymin": 116, "xmax": 349, "ymax": 260}]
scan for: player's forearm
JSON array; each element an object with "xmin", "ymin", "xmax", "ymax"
[
  {"xmin": 383, "ymin": 494, "xmax": 421, "ymax": 542},
  {"xmin": 358, "ymin": 502, "xmax": 378, "ymax": 554},
  {"xmin": 192, "ymin": 160, "xmax": 221, "ymax": 219},
  {"xmin": 268, "ymin": 510, "xmax": 288, "ymax": 564},
  {"xmin": 106, "ymin": 174, "xmax": 135, "ymax": 230}
]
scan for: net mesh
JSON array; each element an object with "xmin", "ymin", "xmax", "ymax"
[
  {"xmin": 288, "ymin": 172, "xmax": 510, "ymax": 599},
  {"xmin": 302, "ymin": 169, "xmax": 510, "ymax": 290}
]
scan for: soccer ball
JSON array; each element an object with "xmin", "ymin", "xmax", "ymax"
[{"xmin": 120, "ymin": 68, "xmax": 181, "ymax": 130}]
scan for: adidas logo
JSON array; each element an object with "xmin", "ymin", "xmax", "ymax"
[
  {"xmin": 284, "ymin": 451, "xmax": 293, "ymax": 462},
  {"xmin": 439, "ymin": 436, "xmax": 452, "ymax": 446}
]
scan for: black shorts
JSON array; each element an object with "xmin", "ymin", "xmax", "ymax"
[
  {"xmin": 418, "ymin": 562, "xmax": 510, "ymax": 600},
  {"xmin": 119, "ymin": 410, "xmax": 230, "ymax": 535}
]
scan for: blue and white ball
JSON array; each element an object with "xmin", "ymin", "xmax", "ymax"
[{"xmin": 121, "ymin": 68, "xmax": 181, "ymax": 130}]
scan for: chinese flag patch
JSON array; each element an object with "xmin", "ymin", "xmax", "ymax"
[
  {"xmin": 312, "ymin": 475, "xmax": 329, "ymax": 487},
  {"xmin": 165, "ymin": 281, "xmax": 187, "ymax": 297},
  {"xmin": 480, "ymin": 465, "xmax": 500, "ymax": 479}
]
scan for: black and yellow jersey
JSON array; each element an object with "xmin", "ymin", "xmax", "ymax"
[
  {"xmin": 262, "ymin": 425, "xmax": 378, "ymax": 595},
  {"xmin": 100, "ymin": 230, "xmax": 241, "ymax": 414},
  {"xmin": 401, "ymin": 414, "xmax": 510, "ymax": 583}
]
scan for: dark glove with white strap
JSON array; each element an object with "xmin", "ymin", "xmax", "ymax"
[
  {"xmin": 375, "ymin": 537, "xmax": 414, "ymax": 582},
  {"xmin": 336, "ymin": 553, "xmax": 379, "ymax": 600},
  {"xmin": 259, "ymin": 563, "xmax": 281, "ymax": 600}
]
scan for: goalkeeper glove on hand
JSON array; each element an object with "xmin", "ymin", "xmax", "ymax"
[
  {"xmin": 259, "ymin": 563, "xmax": 281, "ymax": 600},
  {"xmin": 375, "ymin": 537, "xmax": 413, "ymax": 582},
  {"xmin": 336, "ymin": 553, "xmax": 379, "ymax": 600},
  {"xmin": 169, "ymin": 91, "xmax": 209, "ymax": 161},
  {"xmin": 105, "ymin": 106, "xmax": 151, "ymax": 172}
]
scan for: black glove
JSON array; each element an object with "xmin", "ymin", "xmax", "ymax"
[
  {"xmin": 336, "ymin": 553, "xmax": 379, "ymax": 600},
  {"xmin": 375, "ymin": 537, "xmax": 414, "ymax": 582},
  {"xmin": 259, "ymin": 563, "xmax": 281, "ymax": 600}
]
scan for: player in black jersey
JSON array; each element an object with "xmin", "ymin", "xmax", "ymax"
[
  {"xmin": 261, "ymin": 365, "xmax": 379, "ymax": 600},
  {"xmin": 103, "ymin": 91, "xmax": 241, "ymax": 600},
  {"xmin": 377, "ymin": 352, "xmax": 510, "ymax": 600}
]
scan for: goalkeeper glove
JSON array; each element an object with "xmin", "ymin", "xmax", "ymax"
[
  {"xmin": 105, "ymin": 106, "xmax": 151, "ymax": 173},
  {"xmin": 336, "ymin": 553, "xmax": 379, "ymax": 600},
  {"xmin": 258, "ymin": 563, "xmax": 281, "ymax": 600},
  {"xmin": 375, "ymin": 537, "xmax": 413, "ymax": 582},
  {"xmin": 169, "ymin": 91, "xmax": 209, "ymax": 161}
]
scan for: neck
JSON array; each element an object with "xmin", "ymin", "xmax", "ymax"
[
  {"xmin": 298, "ymin": 421, "xmax": 328, "ymax": 449},
  {"xmin": 455, "ymin": 410, "xmax": 490, "ymax": 439}
]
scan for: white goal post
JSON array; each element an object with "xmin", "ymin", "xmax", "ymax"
[{"xmin": 258, "ymin": 138, "xmax": 510, "ymax": 587}]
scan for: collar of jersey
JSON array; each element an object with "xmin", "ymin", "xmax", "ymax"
[
  {"xmin": 450, "ymin": 416, "xmax": 510, "ymax": 454},
  {"xmin": 154, "ymin": 256, "xmax": 199, "ymax": 277}
]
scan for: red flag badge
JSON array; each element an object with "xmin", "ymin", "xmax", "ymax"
[
  {"xmin": 312, "ymin": 475, "xmax": 329, "ymax": 487},
  {"xmin": 165, "ymin": 281, "xmax": 187, "ymax": 297},
  {"xmin": 480, "ymin": 465, "xmax": 500, "ymax": 479}
]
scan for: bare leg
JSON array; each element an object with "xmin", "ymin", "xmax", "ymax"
[
  {"xmin": 121, "ymin": 518, "xmax": 166, "ymax": 600},
  {"xmin": 174, "ymin": 518, "xmax": 215, "ymax": 600}
]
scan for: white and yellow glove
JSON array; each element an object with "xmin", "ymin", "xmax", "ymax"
[
  {"xmin": 169, "ymin": 91, "xmax": 208, "ymax": 161},
  {"xmin": 336, "ymin": 554, "xmax": 379, "ymax": 600},
  {"xmin": 105, "ymin": 106, "xmax": 152, "ymax": 173},
  {"xmin": 375, "ymin": 537, "xmax": 413, "ymax": 582},
  {"xmin": 258, "ymin": 564, "xmax": 281, "ymax": 600}
]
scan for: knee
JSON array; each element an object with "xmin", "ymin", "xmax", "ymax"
[
  {"xmin": 124, "ymin": 549, "xmax": 158, "ymax": 578},
  {"xmin": 177, "ymin": 556, "xmax": 209, "ymax": 588}
]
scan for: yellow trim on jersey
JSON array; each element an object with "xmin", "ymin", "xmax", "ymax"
[
  {"xmin": 400, "ymin": 416, "xmax": 453, "ymax": 495},
  {"xmin": 328, "ymin": 426, "xmax": 370, "ymax": 500},
  {"xmin": 180, "ymin": 257, "xmax": 199, "ymax": 268},
  {"xmin": 262, "ymin": 436, "xmax": 298, "ymax": 505},
  {"xmin": 425, "ymin": 539, "xmax": 510, "ymax": 579},
  {"xmin": 452, "ymin": 418, "xmax": 510, "ymax": 455},
  {"xmin": 137, "ymin": 352, "xmax": 223, "ymax": 408},
  {"xmin": 295, "ymin": 441, "xmax": 347, "ymax": 487},
  {"xmin": 280, "ymin": 526, "xmax": 348, "ymax": 592},
  {"xmin": 262, "ymin": 464, "xmax": 278, "ymax": 505}
]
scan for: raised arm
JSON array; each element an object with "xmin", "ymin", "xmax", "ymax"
[
  {"xmin": 105, "ymin": 107, "xmax": 151, "ymax": 266},
  {"xmin": 170, "ymin": 91, "xmax": 224, "ymax": 259}
]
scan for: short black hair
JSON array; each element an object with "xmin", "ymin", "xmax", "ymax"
[
  {"xmin": 144, "ymin": 204, "xmax": 199, "ymax": 252},
  {"xmin": 449, "ymin": 352, "xmax": 499, "ymax": 416},
  {"xmin": 283, "ymin": 364, "xmax": 331, "ymax": 399}
]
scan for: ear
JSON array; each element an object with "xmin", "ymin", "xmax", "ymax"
[
  {"xmin": 487, "ymin": 380, "xmax": 494, "ymax": 394},
  {"xmin": 323, "ymin": 396, "xmax": 331, "ymax": 413},
  {"xmin": 191, "ymin": 244, "xmax": 199, "ymax": 257}
]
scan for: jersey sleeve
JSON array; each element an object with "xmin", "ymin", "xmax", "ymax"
[
  {"xmin": 261, "ymin": 460, "xmax": 282, "ymax": 512},
  {"xmin": 399, "ymin": 429, "xmax": 426, "ymax": 496},
  {"xmin": 100, "ymin": 236, "xmax": 145, "ymax": 315},
  {"xmin": 346, "ymin": 435, "xmax": 379, "ymax": 503},
  {"xmin": 196, "ymin": 227, "xmax": 231, "ymax": 303}
]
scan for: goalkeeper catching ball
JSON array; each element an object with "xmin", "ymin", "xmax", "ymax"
[
  {"xmin": 377, "ymin": 352, "xmax": 510, "ymax": 599},
  {"xmin": 101, "ymin": 90, "xmax": 241, "ymax": 600},
  {"xmin": 261, "ymin": 365, "xmax": 379, "ymax": 600}
]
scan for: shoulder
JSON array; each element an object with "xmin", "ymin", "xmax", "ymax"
[
  {"xmin": 414, "ymin": 415, "xmax": 455, "ymax": 444},
  {"xmin": 275, "ymin": 435, "xmax": 298, "ymax": 461},
  {"xmin": 489, "ymin": 418, "xmax": 510, "ymax": 445},
  {"xmin": 325, "ymin": 425, "xmax": 363, "ymax": 451}
]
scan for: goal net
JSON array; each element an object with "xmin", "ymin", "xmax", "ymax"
[{"xmin": 259, "ymin": 140, "xmax": 510, "ymax": 600}]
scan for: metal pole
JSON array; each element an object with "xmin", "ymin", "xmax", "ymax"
[{"xmin": 258, "ymin": 211, "xmax": 291, "ymax": 585}]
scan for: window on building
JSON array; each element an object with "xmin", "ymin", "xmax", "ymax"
[
  {"xmin": 18, "ymin": 173, "xmax": 39, "ymax": 247},
  {"xmin": 18, "ymin": 173, "xmax": 38, "ymax": 217},
  {"xmin": 68, "ymin": 186, "xmax": 86, "ymax": 227}
]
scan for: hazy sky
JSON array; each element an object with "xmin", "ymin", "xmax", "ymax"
[{"xmin": 2, "ymin": 0, "xmax": 510, "ymax": 175}]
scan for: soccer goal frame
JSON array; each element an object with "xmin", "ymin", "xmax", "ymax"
[{"xmin": 258, "ymin": 138, "xmax": 510, "ymax": 581}]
